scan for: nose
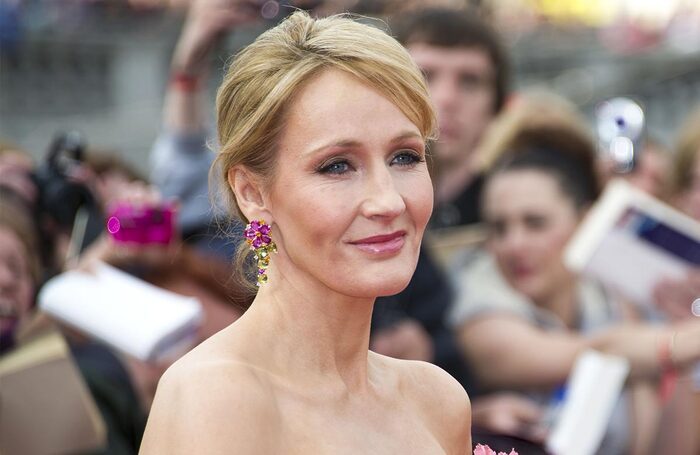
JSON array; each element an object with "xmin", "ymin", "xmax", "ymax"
[
  {"xmin": 499, "ymin": 225, "xmax": 529, "ymax": 257},
  {"xmin": 360, "ymin": 165, "xmax": 406, "ymax": 220}
]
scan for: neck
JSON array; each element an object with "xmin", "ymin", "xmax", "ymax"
[
  {"xmin": 537, "ymin": 279, "xmax": 578, "ymax": 328},
  {"xmin": 435, "ymin": 153, "xmax": 477, "ymax": 204},
  {"xmin": 238, "ymin": 261, "xmax": 376, "ymax": 393}
]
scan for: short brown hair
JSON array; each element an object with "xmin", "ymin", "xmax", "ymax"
[{"xmin": 391, "ymin": 7, "xmax": 510, "ymax": 114}]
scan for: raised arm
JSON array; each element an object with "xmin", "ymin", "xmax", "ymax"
[{"xmin": 165, "ymin": 0, "xmax": 259, "ymax": 134}]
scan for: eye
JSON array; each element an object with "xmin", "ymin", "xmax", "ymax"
[
  {"xmin": 459, "ymin": 73, "xmax": 490, "ymax": 92},
  {"xmin": 487, "ymin": 220, "xmax": 506, "ymax": 238},
  {"xmin": 318, "ymin": 159, "xmax": 352, "ymax": 175},
  {"xmin": 524, "ymin": 215, "xmax": 548, "ymax": 231},
  {"xmin": 391, "ymin": 150, "xmax": 424, "ymax": 167}
]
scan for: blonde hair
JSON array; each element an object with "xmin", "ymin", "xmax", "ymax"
[
  {"xmin": 670, "ymin": 106, "xmax": 700, "ymax": 196},
  {"xmin": 214, "ymin": 10, "xmax": 436, "ymax": 221}
]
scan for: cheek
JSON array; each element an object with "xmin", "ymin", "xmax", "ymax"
[
  {"xmin": 275, "ymin": 187, "xmax": 348, "ymax": 256},
  {"xmin": 461, "ymin": 91, "xmax": 493, "ymax": 117},
  {"xmin": 689, "ymin": 191, "xmax": 700, "ymax": 212},
  {"xmin": 537, "ymin": 224, "xmax": 577, "ymax": 278},
  {"xmin": 17, "ymin": 279, "xmax": 34, "ymax": 315},
  {"xmin": 400, "ymin": 173, "xmax": 434, "ymax": 230}
]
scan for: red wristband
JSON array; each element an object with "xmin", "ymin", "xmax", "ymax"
[
  {"xmin": 658, "ymin": 332, "xmax": 678, "ymax": 403},
  {"xmin": 170, "ymin": 72, "xmax": 200, "ymax": 92}
]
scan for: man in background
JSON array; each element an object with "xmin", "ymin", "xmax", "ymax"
[{"xmin": 395, "ymin": 8, "xmax": 510, "ymax": 228}]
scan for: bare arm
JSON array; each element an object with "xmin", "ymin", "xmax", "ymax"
[{"xmin": 458, "ymin": 316, "xmax": 700, "ymax": 390}]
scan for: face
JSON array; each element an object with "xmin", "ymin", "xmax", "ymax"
[
  {"xmin": 408, "ymin": 44, "xmax": 496, "ymax": 166},
  {"xmin": 484, "ymin": 170, "xmax": 581, "ymax": 304},
  {"xmin": 0, "ymin": 227, "xmax": 35, "ymax": 334},
  {"xmin": 258, "ymin": 69, "xmax": 433, "ymax": 298},
  {"xmin": 677, "ymin": 148, "xmax": 700, "ymax": 221}
]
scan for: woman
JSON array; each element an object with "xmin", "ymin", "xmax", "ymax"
[
  {"xmin": 453, "ymin": 96, "xmax": 700, "ymax": 454},
  {"xmin": 140, "ymin": 11, "xmax": 471, "ymax": 454}
]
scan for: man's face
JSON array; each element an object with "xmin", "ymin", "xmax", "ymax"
[{"xmin": 408, "ymin": 44, "xmax": 497, "ymax": 167}]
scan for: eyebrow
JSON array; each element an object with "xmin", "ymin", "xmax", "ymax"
[{"xmin": 303, "ymin": 131, "xmax": 423, "ymax": 157}]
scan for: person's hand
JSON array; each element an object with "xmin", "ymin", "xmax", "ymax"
[
  {"xmin": 472, "ymin": 393, "xmax": 547, "ymax": 443},
  {"xmin": 653, "ymin": 269, "xmax": 700, "ymax": 321},
  {"xmin": 370, "ymin": 319, "xmax": 434, "ymax": 362},
  {"xmin": 72, "ymin": 181, "xmax": 180, "ymax": 271},
  {"xmin": 172, "ymin": 0, "xmax": 261, "ymax": 75}
]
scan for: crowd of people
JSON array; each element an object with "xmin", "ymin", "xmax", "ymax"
[{"xmin": 3, "ymin": 1, "xmax": 700, "ymax": 454}]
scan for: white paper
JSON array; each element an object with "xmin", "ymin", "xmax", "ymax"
[
  {"xmin": 546, "ymin": 350, "xmax": 630, "ymax": 455},
  {"xmin": 565, "ymin": 179, "xmax": 700, "ymax": 308},
  {"xmin": 38, "ymin": 262, "xmax": 203, "ymax": 362}
]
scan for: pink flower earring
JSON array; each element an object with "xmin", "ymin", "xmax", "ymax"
[{"xmin": 244, "ymin": 219, "xmax": 277, "ymax": 286}]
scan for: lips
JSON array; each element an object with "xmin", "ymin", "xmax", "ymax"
[
  {"xmin": 349, "ymin": 231, "xmax": 406, "ymax": 255},
  {"xmin": 508, "ymin": 263, "xmax": 535, "ymax": 280}
]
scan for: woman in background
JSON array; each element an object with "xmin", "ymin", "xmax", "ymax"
[{"xmin": 453, "ymin": 94, "xmax": 700, "ymax": 454}]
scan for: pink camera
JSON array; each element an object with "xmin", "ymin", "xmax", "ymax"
[{"xmin": 106, "ymin": 202, "xmax": 176, "ymax": 245}]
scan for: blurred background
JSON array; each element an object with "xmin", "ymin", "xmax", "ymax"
[{"xmin": 2, "ymin": 0, "xmax": 700, "ymax": 170}]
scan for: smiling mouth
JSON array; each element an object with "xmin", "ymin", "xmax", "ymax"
[{"xmin": 349, "ymin": 231, "xmax": 406, "ymax": 255}]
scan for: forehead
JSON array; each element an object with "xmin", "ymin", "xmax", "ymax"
[
  {"xmin": 484, "ymin": 169, "xmax": 572, "ymax": 216},
  {"xmin": 407, "ymin": 43, "xmax": 493, "ymax": 74},
  {"xmin": 279, "ymin": 69, "xmax": 421, "ymax": 154}
]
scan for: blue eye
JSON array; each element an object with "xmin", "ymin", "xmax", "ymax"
[
  {"xmin": 319, "ymin": 160, "xmax": 351, "ymax": 175},
  {"xmin": 391, "ymin": 151, "xmax": 423, "ymax": 167}
]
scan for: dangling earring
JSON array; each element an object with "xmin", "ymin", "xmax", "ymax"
[{"xmin": 244, "ymin": 219, "xmax": 277, "ymax": 286}]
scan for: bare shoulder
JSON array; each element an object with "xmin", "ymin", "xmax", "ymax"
[
  {"xmin": 139, "ymin": 349, "xmax": 282, "ymax": 454},
  {"xmin": 379, "ymin": 355, "xmax": 472, "ymax": 453},
  {"xmin": 399, "ymin": 358, "xmax": 471, "ymax": 420}
]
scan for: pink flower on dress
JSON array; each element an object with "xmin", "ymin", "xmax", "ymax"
[{"xmin": 473, "ymin": 444, "xmax": 518, "ymax": 455}]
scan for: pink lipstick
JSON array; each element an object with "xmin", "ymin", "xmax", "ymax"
[{"xmin": 349, "ymin": 231, "xmax": 406, "ymax": 255}]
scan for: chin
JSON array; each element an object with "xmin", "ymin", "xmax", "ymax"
[
  {"xmin": 342, "ymin": 268, "xmax": 416, "ymax": 299},
  {"xmin": 510, "ymin": 278, "xmax": 541, "ymax": 302}
]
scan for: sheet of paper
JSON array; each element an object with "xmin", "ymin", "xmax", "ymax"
[
  {"xmin": 39, "ymin": 262, "xmax": 203, "ymax": 361},
  {"xmin": 546, "ymin": 350, "xmax": 630, "ymax": 455},
  {"xmin": 566, "ymin": 179, "xmax": 700, "ymax": 308}
]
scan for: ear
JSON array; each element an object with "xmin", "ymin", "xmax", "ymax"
[{"xmin": 228, "ymin": 166, "xmax": 272, "ymax": 222}]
